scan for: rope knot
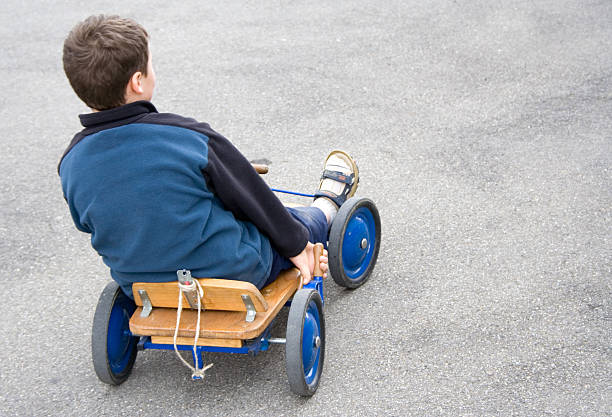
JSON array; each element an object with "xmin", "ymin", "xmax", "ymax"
[
  {"xmin": 173, "ymin": 273, "xmax": 213, "ymax": 381},
  {"xmin": 192, "ymin": 363, "xmax": 214, "ymax": 380}
]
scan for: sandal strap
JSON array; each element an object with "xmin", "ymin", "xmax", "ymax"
[
  {"xmin": 313, "ymin": 190, "xmax": 346, "ymax": 207},
  {"xmin": 314, "ymin": 170, "xmax": 356, "ymax": 207},
  {"xmin": 320, "ymin": 169, "xmax": 355, "ymax": 185}
]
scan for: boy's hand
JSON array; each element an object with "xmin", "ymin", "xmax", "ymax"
[{"xmin": 289, "ymin": 242, "xmax": 329, "ymax": 286}]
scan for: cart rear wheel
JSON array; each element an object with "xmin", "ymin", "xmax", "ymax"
[
  {"xmin": 92, "ymin": 281, "xmax": 138, "ymax": 385},
  {"xmin": 328, "ymin": 197, "xmax": 381, "ymax": 288},
  {"xmin": 285, "ymin": 289, "xmax": 325, "ymax": 396}
]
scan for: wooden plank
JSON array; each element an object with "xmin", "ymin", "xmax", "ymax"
[
  {"xmin": 151, "ymin": 336, "xmax": 243, "ymax": 348},
  {"xmin": 130, "ymin": 269, "xmax": 300, "ymax": 340},
  {"xmin": 132, "ymin": 278, "xmax": 268, "ymax": 312}
]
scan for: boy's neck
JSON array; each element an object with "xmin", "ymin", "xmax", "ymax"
[{"xmin": 90, "ymin": 98, "xmax": 147, "ymax": 113}]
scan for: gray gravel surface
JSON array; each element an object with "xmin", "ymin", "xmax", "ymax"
[{"xmin": 1, "ymin": 0, "xmax": 610, "ymax": 416}]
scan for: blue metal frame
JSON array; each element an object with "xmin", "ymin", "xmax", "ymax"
[
  {"xmin": 140, "ymin": 325, "xmax": 272, "ymax": 354},
  {"xmin": 303, "ymin": 275, "xmax": 324, "ymax": 305}
]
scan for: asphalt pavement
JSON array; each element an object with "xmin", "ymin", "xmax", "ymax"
[{"xmin": 0, "ymin": 0, "xmax": 610, "ymax": 416}]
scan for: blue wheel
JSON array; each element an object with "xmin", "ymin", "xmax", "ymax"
[
  {"xmin": 286, "ymin": 289, "xmax": 325, "ymax": 396},
  {"xmin": 92, "ymin": 281, "xmax": 138, "ymax": 385},
  {"xmin": 328, "ymin": 197, "xmax": 381, "ymax": 288}
]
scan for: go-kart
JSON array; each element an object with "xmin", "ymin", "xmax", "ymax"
[{"xmin": 91, "ymin": 163, "xmax": 381, "ymax": 396}]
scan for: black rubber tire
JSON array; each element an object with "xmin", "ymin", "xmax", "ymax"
[
  {"xmin": 91, "ymin": 281, "xmax": 138, "ymax": 385},
  {"xmin": 328, "ymin": 197, "xmax": 381, "ymax": 288},
  {"xmin": 285, "ymin": 289, "xmax": 325, "ymax": 396}
]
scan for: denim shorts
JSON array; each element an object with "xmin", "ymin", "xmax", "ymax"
[{"xmin": 261, "ymin": 206, "xmax": 328, "ymax": 288}]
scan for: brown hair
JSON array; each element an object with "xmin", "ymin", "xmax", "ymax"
[{"xmin": 63, "ymin": 15, "xmax": 149, "ymax": 110}]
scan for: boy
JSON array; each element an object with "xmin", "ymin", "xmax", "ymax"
[{"xmin": 59, "ymin": 15, "xmax": 359, "ymax": 298}]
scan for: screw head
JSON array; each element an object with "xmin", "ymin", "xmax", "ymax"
[{"xmin": 360, "ymin": 238, "xmax": 368, "ymax": 249}]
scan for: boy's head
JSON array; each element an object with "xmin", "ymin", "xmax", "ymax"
[{"xmin": 63, "ymin": 15, "xmax": 155, "ymax": 111}]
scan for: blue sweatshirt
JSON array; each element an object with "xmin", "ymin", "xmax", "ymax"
[{"xmin": 59, "ymin": 101, "xmax": 308, "ymax": 297}]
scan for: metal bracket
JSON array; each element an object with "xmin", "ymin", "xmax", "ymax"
[
  {"xmin": 177, "ymin": 269, "xmax": 200, "ymax": 309},
  {"xmin": 137, "ymin": 336, "xmax": 149, "ymax": 351},
  {"xmin": 241, "ymin": 294, "xmax": 256, "ymax": 322},
  {"xmin": 139, "ymin": 289, "xmax": 152, "ymax": 318}
]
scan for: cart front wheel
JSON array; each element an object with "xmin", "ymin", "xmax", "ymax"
[
  {"xmin": 328, "ymin": 197, "xmax": 381, "ymax": 288},
  {"xmin": 92, "ymin": 281, "xmax": 138, "ymax": 385},
  {"xmin": 285, "ymin": 289, "xmax": 325, "ymax": 396}
]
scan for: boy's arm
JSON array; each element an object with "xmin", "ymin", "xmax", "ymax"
[{"xmin": 204, "ymin": 133, "xmax": 309, "ymax": 258}]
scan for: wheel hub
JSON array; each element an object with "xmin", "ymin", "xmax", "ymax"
[{"xmin": 342, "ymin": 209, "xmax": 374, "ymax": 277}]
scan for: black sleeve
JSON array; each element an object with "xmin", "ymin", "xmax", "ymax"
[{"xmin": 204, "ymin": 132, "xmax": 309, "ymax": 258}]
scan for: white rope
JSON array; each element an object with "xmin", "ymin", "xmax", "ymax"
[{"xmin": 173, "ymin": 278, "xmax": 213, "ymax": 380}]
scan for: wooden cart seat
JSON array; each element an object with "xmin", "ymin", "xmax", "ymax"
[
  {"xmin": 129, "ymin": 269, "xmax": 300, "ymax": 343},
  {"xmin": 132, "ymin": 277, "xmax": 269, "ymax": 312}
]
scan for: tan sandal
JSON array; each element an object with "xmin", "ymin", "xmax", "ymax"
[{"xmin": 313, "ymin": 150, "xmax": 359, "ymax": 207}]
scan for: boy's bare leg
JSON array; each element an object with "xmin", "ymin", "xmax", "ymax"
[{"xmin": 312, "ymin": 197, "xmax": 338, "ymax": 224}]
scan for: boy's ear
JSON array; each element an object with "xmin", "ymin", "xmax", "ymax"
[{"xmin": 127, "ymin": 71, "xmax": 144, "ymax": 94}]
